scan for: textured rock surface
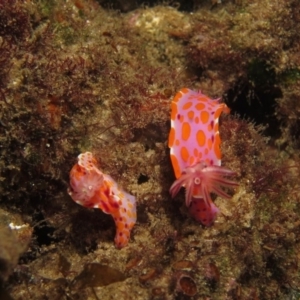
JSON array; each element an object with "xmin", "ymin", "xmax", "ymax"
[{"xmin": 0, "ymin": 1, "xmax": 300, "ymax": 299}]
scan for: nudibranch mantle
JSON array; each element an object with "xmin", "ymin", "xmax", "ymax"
[
  {"xmin": 168, "ymin": 88, "xmax": 238, "ymax": 226},
  {"xmin": 68, "ymin": 152, "xmax": 136, "ymax": 248}
]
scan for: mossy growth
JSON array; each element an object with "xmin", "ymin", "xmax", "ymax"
[
  {"xmin": 247, "ymin": 58, "xmax": 276, "ymax": 88},
  {"xmin": 280, "ymin": 68, "xmax": 300, "ymax": 85}
]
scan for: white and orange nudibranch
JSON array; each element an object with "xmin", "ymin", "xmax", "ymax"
[
  {"xmin": 168, "ymin": 88, "xmax": 238, "ymax": 226},
  {"xmin": 68, "ymin": 152, "xmax": 136, "ymax": 248}
]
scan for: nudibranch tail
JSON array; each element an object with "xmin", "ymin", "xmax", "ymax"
[
  {"xmin": 103, "ymin": 174, "xmax": 137, "ymax": 248},
  {"xmin": 188, "ymin": 197, "xmax": 219, "ymax": 227},
  {"xmin": 68, "ymin": 152, "xmax": 136, "ymax": 248}
]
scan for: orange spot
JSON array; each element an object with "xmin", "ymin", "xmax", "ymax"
[
  {"xmin": 171, "ymin": 102, "xmax": 178, "ymax": 120},
  {"xmin": 182, "ymin": 122, "xmax": 191, "ymax": 141},
  {"xmin": 222, "ymin": 103, "xmax": 230, "ymax": 114},
  {"xmin": 199, "ymin": 152, "xmax": 202, "ymax": 159},
  {"xmin": 71, "ymin": 165, "xmax": 81, "ymax": 181},
  {"xmin": 173, "ymin": 92, "xmax": 183, "ymax": 103},
  {"xmin": 195, "ymin": 116, "xmax": 199, "ymax": 124},
  {"xmin": 197, "ymin": 95, "xmax": 209, "ymax": 102},
  {"xmin": 182, "ymin": 102, "xmax": 193, "ymax": 110},
  {"xmin": 214, "ymin": 107, "xmax": 223, "ymax": 119},
  {"xmin": 200, "ymin": 111, "xmax": 209, "ymax": 124},
  {"xmin": 194, "ymin": 148, "xmax": 199, "ymax": 157},
  {"xmin": 215, "ymin": 133, "xmax": 221, "ymax": 145},
  {"xmin": 126, "ymin": 210, "xmax": 134, "ymax": 219},
  {"xmin": 175, "ymin": 139, "xmax": 180, "ymax": 146},
  {"xmin": 187, "ymin": 110, "xmax": 194, "ymax": 120},
  {"xmin": 214, "ymin": 133, "xmax": 221, "ymax": 159},
  {"xmin": 189, "ymin": 156, "xmax": 195, "ymax": 165},
  {"xmin": 128, "ymin": 222, "xmax": 135, "ymax": 229},
  {"xmin": 205, "ymin": 148, "xmax": 209, "ymax": 155},
  {"xmin": 181, "ymin": 88, "xmax": 189, "ymax": 94},
  {"xmin": 196, "ymin": 130, "xmax": 206, "ymax": 147},
  {"xmin": 214, "ymin": 123, "xmax": 219, "ymax": 132},
  {"xmin": 117, "ymin": 222, "xmax": 125, "ymax": 231},
  {"xmin": 207, "ymin": 123, "xmax": 213, "ymax": 131},
  {"xmin": 179, "ymin": 115, "xmax": 184, "ymax": 123},
  {"xmin": 195, "ymin": 103, "xmax": 205, "ymax": 111},
  {"xmin": 180, "ymin": 146, "xmax": 189, "ymax": 163},
  {"xmin": 170, "ymin": 154, "xmax": 181, "ymax": 178},
  {"xmin": 168, "ymin": 127, "xmax": 175, "ymax": 147},
  {"xmin": 105, "ymin": 180, "xmax": 113, "ymax": 188}
]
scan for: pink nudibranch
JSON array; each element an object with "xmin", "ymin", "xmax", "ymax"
[{"xmin": 168, "ymin": 88, "xmax": 238, "ymax": 226}]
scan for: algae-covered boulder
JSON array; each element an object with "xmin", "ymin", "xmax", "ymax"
[{"xmin": 0, "ymin": 209, "xmax": 32, "ymax": 282}]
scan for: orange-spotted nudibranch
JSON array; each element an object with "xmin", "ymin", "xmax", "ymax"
[
  {"xmin": 68, "ymin": 152, "xmax": 136, "ymax": 248},
  {"xmin": 168, "ymin": 88, "xmax": 238, "ymax": 226}
]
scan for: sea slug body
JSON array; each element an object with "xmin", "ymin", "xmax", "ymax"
[
  {"xmin": 68, "ymin": 152, "xmax": 136, "ymax": 248},
  {"xmin": 168, "ymin": 88, "xmax": 238, "ymax": 226}
]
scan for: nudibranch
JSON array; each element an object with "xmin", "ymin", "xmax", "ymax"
[
  {"xmin": 68, "ymin": 152, "xmax": 136, "ymax": 248},
  {"xmin": 168, "ymin": 88, "xmax": 238, "ymax": 226}
]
